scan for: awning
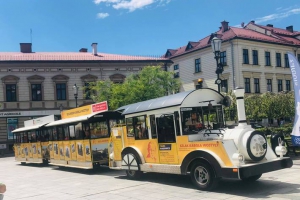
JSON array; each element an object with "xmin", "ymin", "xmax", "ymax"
[
  {"xmin": 45, "ymin": 112, "xmax": 100, "ymax": 127},
  {"xmin": 12, "ymin": 123, "xmax": 49, "ymax": 133}
]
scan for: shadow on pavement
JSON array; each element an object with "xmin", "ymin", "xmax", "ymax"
[
  {"xmin": 115, "ymin": 172, "xmax": 300, "ymax": 198},
  {"xmin": 50, "ymin": 165, "xmax": 125, "ymax": 177}
]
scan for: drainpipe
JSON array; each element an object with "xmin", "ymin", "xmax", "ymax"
[
  {"xmin": 229, "ymin": 39, "xmax": 236, "ymax": 89},
  {"xmin": 294, "ymin": 47, "xmax": 298, "ymax": 56}
]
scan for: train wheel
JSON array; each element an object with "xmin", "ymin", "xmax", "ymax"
[
  {"xmin": 241, "ymin": 174, "xmax": 262, "ymax": 182},
  {"xmin": 190, "ymin": 161, "xmax": 219, "ymax": 191},
  {"xmin": 122, "ymin": 153, "xmax": 143, "ymax": 180}
]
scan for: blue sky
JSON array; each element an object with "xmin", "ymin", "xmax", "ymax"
[{"xmin": 0, "ymin": 0, "xmax": 299, "ymax": 56}]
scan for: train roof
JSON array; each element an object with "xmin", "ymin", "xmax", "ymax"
[{"xmin": 116, "ymin": 88, "xmax": 223, "ymax": 115}]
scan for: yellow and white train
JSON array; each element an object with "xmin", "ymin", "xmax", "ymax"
[{"xmin": 109, "ymin": 87, "xmax": 293, "ymax": 190}]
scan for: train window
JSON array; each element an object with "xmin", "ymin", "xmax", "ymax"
[
  {"xmin": 174, "ymin": 111, "xmax": 181, "ymax": 136},
  {"xmin": 89, "ymin": 121, "xmax": 109, "ymax": 139},
  {"xmin": 150, "ymin": 115, "xmax": 157, "ymax": 139},
  {"xmin": 126, "ymin": 116, "xmax": 148, "ymax": 140},
  {"xmin": 156, "ymin": 114, "xmax": 176, "ymax": 143}
]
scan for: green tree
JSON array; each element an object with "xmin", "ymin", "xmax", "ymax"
[{"xmin": 87, "ymin": 66, "xmax": 181, "ymax": 110}]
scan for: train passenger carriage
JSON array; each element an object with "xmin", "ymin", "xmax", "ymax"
[
  {"xmin": 108, "ymin": 87, "xmax": 293, "ymax": 190},
  {"xmin": 12, "ymin": 115, "xmax": 56, "ymax": 164},
  {"xmin": 45, "ymin": 101, "xmax": 124, "ymax": 169}
]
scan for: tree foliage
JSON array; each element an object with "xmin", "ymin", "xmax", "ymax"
[
  {"xmin": 224, "ymin": 91, "xmax": 295, "ymax": 122},
  {"xmin": 86, "ymin": 66, "xmax": 181, "ymax": 110}
]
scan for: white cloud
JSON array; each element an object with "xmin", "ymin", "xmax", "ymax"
[
  {"xmin": 93, "ymin": 0, "xmax": 171, "ymax": 12},
  {"xmin": 94, "ymin": 0, "xmax": 120, "ymax": 5},
  {"xmin": 113, "ymin": 0, "xmax": 155, "ymax": 12},
  {"xmin": 97, "ymin": 12, "xmax": 110, "ymax": 18},
  {"xmin": 255, "ymin": 7, "xmax": 300, "ymax": 23}
]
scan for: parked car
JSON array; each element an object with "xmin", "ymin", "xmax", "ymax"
[
  {"xmin": 250, "ymin": 122, "xmax": 264, "ymax": 129},
  {"xmin": 250, "ymin": 122, "xmax": 272, "ymax": 136}
]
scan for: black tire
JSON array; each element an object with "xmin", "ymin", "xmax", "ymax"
[
  {"xmin": 122, "ymin": 152, "xmax": 143, "ymax": 180},
  {"xmin": 125, "ymin": 169, "xmax": 143, "ymax": 179},
  {"xmin": 190, "ymin": 161, "xmax": 219, "ymax": 191},
  {"xmin": 241, "ymin": 174, "xmax": 262, "ymax": 182}
]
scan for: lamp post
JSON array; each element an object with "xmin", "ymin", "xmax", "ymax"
[
  {"xmin": 211, "ymin": 36, "xmax": 223, "ymax": 93},
  {"xmin": 73, "ymin": 84, "xmax": 79, "ymax": 107}
]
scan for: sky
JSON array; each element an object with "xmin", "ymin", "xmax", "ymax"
[{"xmin": 0, "ymin": 0, "xmax": 299, "ymax": 57}]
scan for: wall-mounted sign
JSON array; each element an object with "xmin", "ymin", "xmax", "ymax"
[{"xmin": 0, "ymin": 110, "xmax": 60, "ymax": 118}]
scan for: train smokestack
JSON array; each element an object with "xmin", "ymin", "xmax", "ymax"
[{"xmin": 234, "ymin": 87, "xmax": 247, "ymax": 126}]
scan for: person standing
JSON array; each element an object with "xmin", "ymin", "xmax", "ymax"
[{"xmin": 0, "ymin": 183, "xmax": 6, "ymax": 200}]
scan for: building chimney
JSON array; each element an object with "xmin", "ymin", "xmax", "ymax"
[
  {"xmin": 79, "ymin": 48, "xmax": 88, "ymax": 52},
  {"xmin": 267, "ymin": 24, "xmax": 273, "ymax": 27},
  {"xmin": 91, "ymin": 43, "xmax": 98, "ymax": 55},
  {"xmin": 221, "ymin": 20, "xmax": 229, "ymax": 32},
  {"xmin": 234, "ymin": 87, "xmax": 247, "ymax": 126},
  {"xmin": 20, "ymin": 43, "xmax": 32, "ymax": 53},
  {"xmin": 286, "ymin": 25, "xmax": 293, "ymax": 32},
  {"xmin": 251, "ymin": 20, "xmax": 255, "ymax": 24}
]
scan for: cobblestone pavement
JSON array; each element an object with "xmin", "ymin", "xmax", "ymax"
[{"xmin": 0, "ymin": 156, "xmax": 300, "ymax": 200}]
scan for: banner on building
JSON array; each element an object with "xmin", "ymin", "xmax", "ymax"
[{"xmin": 288, "ymin": 52, "xmax": 300, "ymax": 146}]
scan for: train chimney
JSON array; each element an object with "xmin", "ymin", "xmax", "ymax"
[{"xmin": 234, "ymin": 87, "xmax": 247, "ymax": 126}]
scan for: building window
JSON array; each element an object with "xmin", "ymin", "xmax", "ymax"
[
  {"xmin": 220, "ymin": 51, "xmax": 227, "ymax": 66},
  {"xmin": 221, "ymin": 79, "xmax": 228, "ymax": 93},
  {"xmin": 267, "ymin": 79, "xmax": 272, "ymax": 92},
  {"xmin": 278, "ymin": 79, "xmax": 283, "ymax": 92},
  {"xmin": 243, "ymin": 49, "xmax": 249, "ymax": 64},
  {"xmin": 265, "ymin": 51, "xmax": 271, "ymax": 66},
  {"xmin": 254, "ymin": 78, "xmax": 260, "ymax": 93},
  {"xmin": 298, "ymin": 54, "xmax": 300, "ymax": 63},
  {"xmin": 84, "ymin": 82, "xmax": 92, "ymax": 100},
  {"xmin": 286, "ymin": 80, "xmax": 291, "ymax": 91},
  {"xmin": 56, "ymin": 83, "xmax": 66, "ymax": 100},
  {"xmin": 253, "ymin": 50, "xmax": 258, "ymax": 65},
  {"xmin": 174, "ymin": 72, "xmax": 180, "ymax": 78},
  {"xmin": 195, "ymin": 58, "xmax": 201, "ymax": 73},
  {"xmin": 284, "ymin": 54, "xmax": 290, "ymax": 68},
  {"xmin": 245, "ymin": 78, "xmax": 251, "ymax": 93},
  {"xmin": 6, "ymin": 84, "xmax": 17, "ymax": 102},
  {"xmin": 174, "ymin": 64, "xmax": 179, "ymax": 70},
  {"xmin": 276, "ymin": 53, "xmax": 281, "ymax": 67},
  {"xmin": 31, "ymin": 84, "xmax": 42, "ymax": 101}
]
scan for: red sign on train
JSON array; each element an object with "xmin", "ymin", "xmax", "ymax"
[{"xmin": 92, "ymin": 101, "xmax": 108, "ymax": 113}]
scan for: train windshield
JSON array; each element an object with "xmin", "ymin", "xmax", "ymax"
[{"xmin": 181, "ymin": 105, "xmax": 224, "ymax": 135}]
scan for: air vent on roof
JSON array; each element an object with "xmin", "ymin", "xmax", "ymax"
[
  {"xmin": 286, "ymin": 26, "xmax": 293, "ymax": 33},
  {"xmin": 20, "ymin": 43, "xmax": 32, "ymax": 53},
  {"xmin": 79, "ymin": 48, "xmax": 88, "ymax": 52},
  {"xmin": 91, "ymin": 43, "xmax": 98, "ymax": 55},
  {"xmin": 221, "ymin": 20, "xmax": 229, "ymax": 32}
]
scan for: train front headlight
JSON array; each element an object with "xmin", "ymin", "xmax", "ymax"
[
  {"xmin": 275, "ymin": 146, "xmax": 287, "ymax": 158},
  {"xmin": 232, "ymin": 153, "xmax": 245, "ymax": 166}
]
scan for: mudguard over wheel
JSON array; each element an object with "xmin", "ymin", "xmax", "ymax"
[
  {"xmin": 190, "ymin": 161, "xmax": 219, "ymax": 191},
  {"xmin": 122, "ymin": 152, "xmax": 143, "ymax": 180},
  {"xmin": 241, "ymin": 174, "xmax": 262, "ymax": 182}
]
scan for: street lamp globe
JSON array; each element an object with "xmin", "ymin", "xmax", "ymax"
[
  {"xmin": 73, "ymin": 84, "xmax": 78, "ymax": 95},
  {"xmin": 211, "ymin": 36, "xmax": 222, "ymax": 53}
]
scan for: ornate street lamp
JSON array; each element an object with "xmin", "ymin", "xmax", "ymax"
[
  {"xmin": 73, "ymin": 84, "xmax": 79, "ymax": 107},
  {"xmin": 211, "ymin": 36, "xmax": 223, "ymax": 92}
]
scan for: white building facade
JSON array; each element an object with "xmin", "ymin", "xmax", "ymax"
[
  {"xmin": 0, "ymin": 43, "xmax": 171, "ymax": 152},
  {"xmin": 165, "ymin": 21, "xmax": 300, "ymax": 93}
]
